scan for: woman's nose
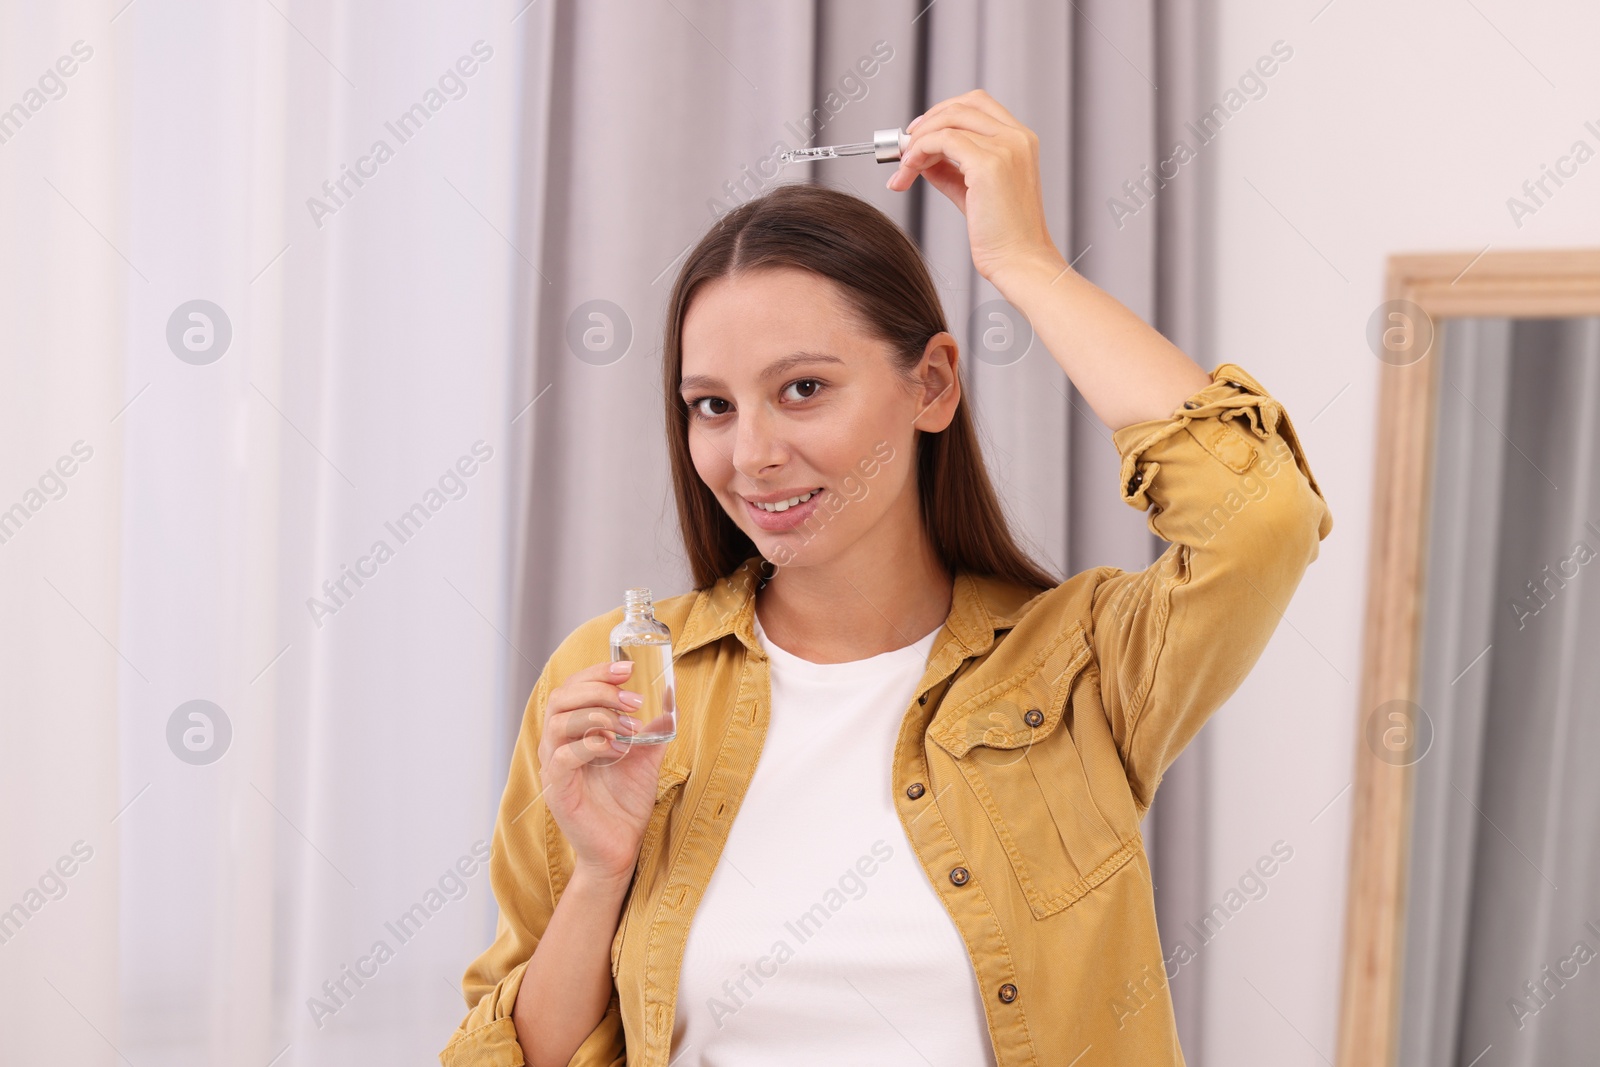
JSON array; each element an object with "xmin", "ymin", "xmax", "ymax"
[{"xmin": 732, "ymin": 404, "xmax": 786, "ymax": 477}]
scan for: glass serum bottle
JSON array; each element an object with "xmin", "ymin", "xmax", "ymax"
[{"xmin": 609, "ymin": 587, "xmax": 677, "ymax": 745}]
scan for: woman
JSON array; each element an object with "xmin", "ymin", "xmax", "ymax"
[{"xmin": 442, "ymin": 90, "xmax": 1332, "ymax": 1067}]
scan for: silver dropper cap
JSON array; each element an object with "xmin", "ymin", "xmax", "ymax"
[{"xmin": 874, "ymin": 128, "xmax": 911, "ymax": 162}]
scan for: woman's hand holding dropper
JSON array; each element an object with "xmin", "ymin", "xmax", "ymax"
[{"xmin": 887, "ymin": 88, "xmax": 1211, "ymax": 431}]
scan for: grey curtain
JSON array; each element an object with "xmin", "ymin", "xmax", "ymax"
[
  {"xmin": 1400, "ymin": 316, "xmax": 1600, "ymax": 1065},
  {"xmin": 504, "ymin": 0, "xmax": 1212, "ymax": 1052}
]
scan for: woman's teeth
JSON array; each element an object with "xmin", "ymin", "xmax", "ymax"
[{"xmin": 754, "ymin": 489, "xmax": 820, "ymax": 512}]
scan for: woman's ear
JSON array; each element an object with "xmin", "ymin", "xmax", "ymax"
[{"xmin": 912, "ymin": 332, "xmax": 961, "ymax": 433}]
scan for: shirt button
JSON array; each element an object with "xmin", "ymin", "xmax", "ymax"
[
  {"xmin": 918, "ymin": 693, "xmax": 928, "ymax": 705},
  {"xmin": 905, "ymin": 782, "xmax": 926, "ymax": 800},
  {"xmin": 1183, "ymin": 400, "xmax": 1198, "ymax": 409},
  {"xmin": 950, "ymin": 866, "xmax": 970, "ymax": 886},
  {"xmin": 998, "ymin": 983, "xmax": 1018, "ymax": 1003},
  {"xmin": 1023, "ymin": 708, "xmax": 1044, "ymax": 727}
]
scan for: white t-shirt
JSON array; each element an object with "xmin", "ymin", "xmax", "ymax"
[{"xmin": 670, "ymin": 608, "xmax": 998, "ymax": 1066}]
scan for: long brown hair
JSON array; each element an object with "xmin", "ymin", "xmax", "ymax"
[{"xmin": 663, "ymin": 182, "xmax": 1060, "ymax": 594}]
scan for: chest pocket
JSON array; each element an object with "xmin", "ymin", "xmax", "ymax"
[
  {"xmin": 929, "ymin": 621, "xmax": 1139, "ymax": 920},
  {"xmin": 611, "ymin": 763, "xmax": 691, "ymax": 979}
]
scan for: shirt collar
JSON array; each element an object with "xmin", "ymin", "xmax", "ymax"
[{"xmin": 674, "ymin": 553, "xmax": 1033, "ymax": 663}]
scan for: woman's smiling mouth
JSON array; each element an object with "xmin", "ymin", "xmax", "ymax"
[{"xmin": 743, "ymin": 487, "xmax": 824, "ymax": 530}]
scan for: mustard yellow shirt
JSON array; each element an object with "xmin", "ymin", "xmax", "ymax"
[{"xmin": 442, "ymin": 362, "xmax": 1333, "ymax": 1066}]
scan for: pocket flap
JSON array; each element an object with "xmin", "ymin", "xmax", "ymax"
[{"xmin": 929, "ymin": 622, "xmax": 1093, "ymax": 759}]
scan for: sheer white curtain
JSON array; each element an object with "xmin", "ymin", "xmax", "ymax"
[
  {"xmin": 3, "ymin": 1, "xmax": 528, "ymax": 1063},
  {"xmin": 0, "ymin": 4, "xmax": 126, "ymax": 1063}
]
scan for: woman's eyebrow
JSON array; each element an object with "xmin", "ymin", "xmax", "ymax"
[{"xmin": 679, "ymin": 351, "xmax": 846, "ymax": 394}]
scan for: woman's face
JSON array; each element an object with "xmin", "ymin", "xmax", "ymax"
[{"xmin": 679, "ymin": 267, "xmax": 958, "ymax": 571}]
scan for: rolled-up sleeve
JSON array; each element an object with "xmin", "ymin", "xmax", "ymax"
[
  {"xmin": 1089, "ymin": 362, "xmax": 1334, "ymax": 811},
  {"xmin": 440, "ymin": 662, "xmax": 629, "ymax": 1067}
]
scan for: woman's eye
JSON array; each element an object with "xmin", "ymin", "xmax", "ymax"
[
  {"xmin": 689, "ymin": 397, "xmax": 730, "ymax": 420},
  {"xmin": 686, "ymin": 380, "xmax": 821, "ymax": 422}
]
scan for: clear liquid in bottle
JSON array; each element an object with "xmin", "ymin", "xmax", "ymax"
[{"xmin": 609, "ymin": 587, "xmax": 677, "ymax": 745}]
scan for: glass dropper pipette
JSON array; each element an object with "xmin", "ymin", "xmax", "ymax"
[{"xmin": 780, "ymin": 128, "xmax": 911, "ymax": 165}]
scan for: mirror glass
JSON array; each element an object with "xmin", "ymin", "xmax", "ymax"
[{"xmin": 1397, "ymin": 315, "xmax": 1600, "ymax": 1064}]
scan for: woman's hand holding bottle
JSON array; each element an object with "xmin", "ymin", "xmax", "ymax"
[{"xmin": 537, "ymin": 659, "xmax": 669, "ymax": 885}]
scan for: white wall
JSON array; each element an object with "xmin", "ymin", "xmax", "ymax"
[{"xmin": 1199, "ymin": 1, "xmax": 1600, "ymax": 1062}]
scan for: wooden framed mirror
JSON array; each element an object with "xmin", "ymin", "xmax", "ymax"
[{"xmin": 1337, "ymin": 248, "xmax": 1600, "ymax": 1066}]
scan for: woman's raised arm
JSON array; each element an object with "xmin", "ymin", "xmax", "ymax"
[
  {"xmin": 892, "ymin": 89, "xmax": 1334, "ymax": 808},
  {"xmin": 886, "ymin": 88, "xmax": 1214, "ymax": 429}
]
